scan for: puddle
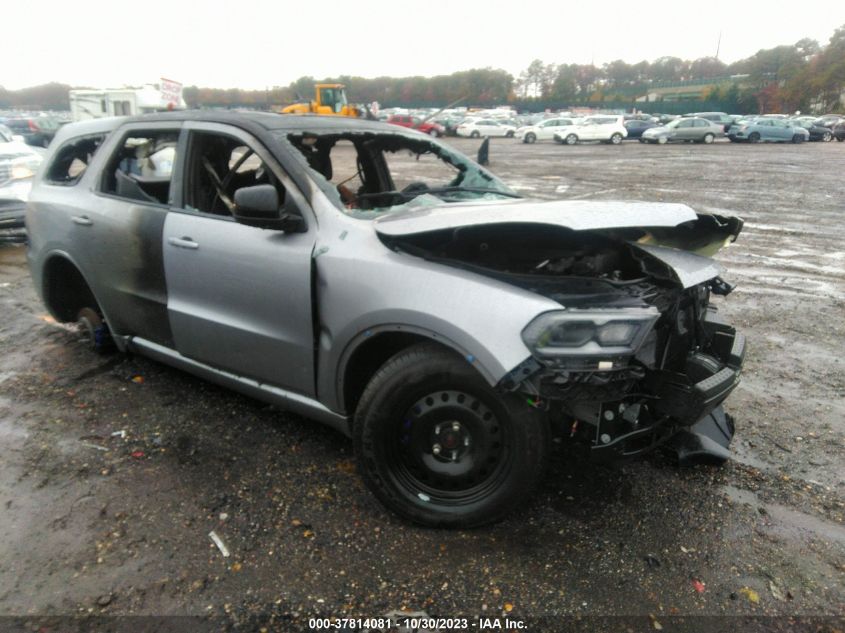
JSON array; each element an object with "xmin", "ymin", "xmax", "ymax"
[{"xmin": 722, "ymin": 485, "xmax": 845, "ymax": 547}]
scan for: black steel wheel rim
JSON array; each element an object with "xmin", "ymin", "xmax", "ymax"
[{"xmin": 385, "ymin": 390, "xmax": 511, "ymax": 505}]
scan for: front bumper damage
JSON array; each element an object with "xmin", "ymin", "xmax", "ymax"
[{"xmin": 502, "ymin": 288, "xmax": 745, "ymax": 465}]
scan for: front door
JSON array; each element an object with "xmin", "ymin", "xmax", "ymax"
[{"xmin": 162, "ymin": 122, "xmax": 317, "ymax": 395}]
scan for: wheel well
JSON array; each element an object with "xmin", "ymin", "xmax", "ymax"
[
  {"xmin": 42, "ymin": 256, "xmax": 98, "ymax": 322},
  {"xmin": 342, "ymin": 332, "xmax": 449, "ymax": 415}
]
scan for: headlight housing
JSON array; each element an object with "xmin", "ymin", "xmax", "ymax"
[{"xmin": 522, "ymin": 308, "xmax": 659, "ymax": 359}]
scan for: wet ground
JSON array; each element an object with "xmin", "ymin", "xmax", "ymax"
[{"xmin": 0, "ymin": 137, "xmax": 843, "ymax": 632}]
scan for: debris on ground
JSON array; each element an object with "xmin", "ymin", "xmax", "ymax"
[
  {"xmin": 739, "ymin": 587, "xmax": 760, "ymax": 604},
  {"xmin": 208, "ymin": 530, "xmax": 230, "ymax": 558}
]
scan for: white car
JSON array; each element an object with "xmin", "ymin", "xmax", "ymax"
[
  {"xmin": 516, "ymin": 117, "xmax": 579, "ymax": 144},
  {"xmin": 553, "ymin": 115, "xmax": 627, "ymax": 145},
  {"xmin": 0, "ymin": 139, "xmax": 44, "ymax": 234},
  {"xmin": 456, "ymin": 119, "xmax": 516, "ymax": 138}
]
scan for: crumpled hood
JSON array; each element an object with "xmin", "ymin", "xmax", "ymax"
[
  {"xmin": 375, "ymin": 198, "xmax": 743, "ymax": 289},
  {"xmin": 374, "ymin": 198, "xmax": 700, "ymax": 235}
]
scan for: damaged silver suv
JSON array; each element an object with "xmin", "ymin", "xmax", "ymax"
[{"xmin": 27, "ymin": 112, "xmax": 745, "ymax": 527}]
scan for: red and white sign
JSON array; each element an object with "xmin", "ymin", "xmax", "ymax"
[{"xmin": 160, "ymin": 78, "xmax": 183, "ymax": 107}]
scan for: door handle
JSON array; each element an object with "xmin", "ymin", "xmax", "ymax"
[
  {"xmin": 71, "ymin": 215, "xmax": 93, "ymax": 226},
  {"xmin": 167, "ymin": 236, "xmax": 199, "ymax": 250}
]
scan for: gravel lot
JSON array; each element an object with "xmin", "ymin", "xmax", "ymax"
[{"xmin": 0, "ymin": 137, "xmax": 843, "ymax": 632}]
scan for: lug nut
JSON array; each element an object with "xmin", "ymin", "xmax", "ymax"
[
  {"xmin": 452, "ymin": 421, "xmax": 461, "ymax": 432},
  {"xmin": 432, "ymin": 444, "xmax": 442, "ymax": 455}
]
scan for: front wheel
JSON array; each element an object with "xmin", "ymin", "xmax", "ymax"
[
  {"xmin": 564, "ymin": 134, "xmax": 578, "ymax": 145},
  {"xmin": 470, "ymin": 130, "xmax": 480, "ymax": 139},
  {"xmin": 703, "ymin": 133, "xmax": 715, "ymax": 144},
  {"xmin": 428, "ymin": 129, "xmax": 440, "ymax": 137},
  {"xmin": 353, "ymin": 344, "xmax": 549, "ymax": 528},
  {"xmin": 748, "ymin": 132, "xmax": 761, "ymax": 143},
  {"xmin": 609, "ymin": 133, "xmax": 623, "ymax": 145},
  {"xmin": 657, "ymin": 136, "xmax": 668, "ymax": 145},
  {"xmin": 523, "ymin": 132, "xmax": 536, "ymax": 144},
  {"xmin": 822, "ymin": 131, "xmax": 832, "ymax": 142}
]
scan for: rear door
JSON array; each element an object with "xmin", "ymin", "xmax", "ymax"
[
  {"xmin": 163, "ymin": 121, "xmax": 317, "ymax": 394},
  {"xmin": 82, "ymin": 123, "xmax": 181, "ymax": 346}
]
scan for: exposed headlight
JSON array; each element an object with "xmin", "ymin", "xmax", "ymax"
[
  {"xmin": 522, "ymin": 308, "xmax": 659, "ymax": 358},
  {"xmin": 11, "ymin": 165, "xmax": 34, "ymax": 180}
]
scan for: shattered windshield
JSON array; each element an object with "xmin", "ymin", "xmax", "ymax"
[{"xmin": 281, "ymin": 131, "xmax": 519, "ymax": 218}]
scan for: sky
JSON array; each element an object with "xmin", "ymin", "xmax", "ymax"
[{"xmin": 3, "ymin": 0, "xmax": 845, "ymax": 90}]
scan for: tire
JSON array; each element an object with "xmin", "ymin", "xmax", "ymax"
[
  {"xmin": 505, "ymin": 130, "xmax": 514, "ymax": 138},
  {"xmin": 657, "ymin": 136, "xmax": 668, "ymax": 145},
  {"xmin": 524, "ymin": 132, "xmax": 536, "ymax": 144},
  {"xmin": 791, "ymin": 134, "xmax": 803, "ymax": 144},
  {"xmin": 564, "ymin": 134, "xmax": 578, "ymax": 145},
  {"xmin": 703, "ymin": 133, "xmax": 715, "ymax": 144},
  {"xmin": 609, "ymin": 133, "xmax": 623, "ymax": 145},
  {"xmin": 428, "ymin": 129, "xmax": 440, "ymax": 137},
  {"xmin": 748, "ymin": 132, "xmax": 761, "ymax": 143},
  {"xmin": 353, "ymin": 343, "xmax": 549, "ymax": 528},
  {"xmin": 822, "ymin": 131, "xmax": 832, "ymax": 142},
  {"xmin": 470, "ymin": 130, "xmax": 480, "ymax": 139},
  {"xmin": 76, "ymin": 307, "xmax": 113, "ymax": 354}
]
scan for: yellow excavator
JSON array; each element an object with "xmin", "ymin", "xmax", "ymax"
[{"xmin": 279, "ymin": 83, "xmax": 360, "ymax": 117}]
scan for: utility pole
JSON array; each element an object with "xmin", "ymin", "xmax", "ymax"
[{"xmin": 715, "ymin": 31, "xmax": 722, "ymax": 60}]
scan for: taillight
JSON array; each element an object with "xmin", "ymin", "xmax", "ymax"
[{"xmin": 28, "ymin": 120, "xmax": 38, "ymax": 132}]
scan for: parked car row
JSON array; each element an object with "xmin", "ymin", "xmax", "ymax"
[{"xmin": 0, "ymin": 116, "xmax": 61, "ymax": 148}]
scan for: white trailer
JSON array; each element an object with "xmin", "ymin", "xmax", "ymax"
[{"xmin": 69, "ymin": 81, "xmax": 186, "ymax": 121}]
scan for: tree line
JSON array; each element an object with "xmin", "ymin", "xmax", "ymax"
[{"xmin": 2, "ymin": 25, "xmax": 843, "ymax": 113}]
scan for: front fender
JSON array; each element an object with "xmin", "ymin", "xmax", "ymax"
[{"xmin": 313, "ymin": 231, "xmax": 560, "ymax": 412}]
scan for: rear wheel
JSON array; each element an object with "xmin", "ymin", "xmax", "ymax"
[
  {"xmin": 76, "ymin": 308, "xmax": 113, "ymax": 354},
  {"xmin": 609, "ymin": 133, "xmax": 623, "ymax": 145},
  {"xmin": 792, "ymin": 133, "xmax": 804, "ymax": 144},
  {"xmin": 822, "ymin": 131, "xmax": 832, "ymax": 142},
  {"xmin": 524, "ymin": 132, "xmax": 536, "ymax": 144},
  {"xmin": 657, "ymin": 136, "xmax": 668, "ymax": 145},
  {"xmin": 428, "ymin": 129, "xmax": 440, "ymax": 137},
  {"xmin": 470, "ymin": 130, "xmax": 480, "ymax": 139},
  {"xmin": 353, "ymin": 344, "xmax": 549, "ymax": 528},
  {"xmin": 748, "ymin": 132, "xmax": 761, "ymax": 143},
  {"xmin": 505, "ymin": 130, "xmax": 514, "ymax": 138},
  {"xmin": 703, "ymin": 133, "xmax": 715, "ymax": 144},
  {"xmin": 565, "ymin": 134, "xmax": 578, "ymax": 145}
]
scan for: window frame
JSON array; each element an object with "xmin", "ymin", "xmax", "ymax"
[
  {"xmin": 44, "ymin": 132, "xmax": 108, "ymax": 187},
  {"xmin": 95, "ymin": 121, "xmax": 183, "ymax": 209},
  {"xmin": 175, "ymin": 121, "xmax": 313, "ymax": 230}
]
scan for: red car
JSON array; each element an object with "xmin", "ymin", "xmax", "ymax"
[{"xmin": 386, "ymin": 115, "xmax": 444, "ymax": 137}]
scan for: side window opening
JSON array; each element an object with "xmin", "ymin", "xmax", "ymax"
[
  {"xmin": 45, "ymin": 134, "xmax": 107, "ymax": 185},
  {"xmin": 184, "ymin": 131, "xmax": 285, "ymax": 217},
  {"xmin": 102, "ymin": 130, "xmax": 178, "ymax": 204},
  {"xmin": 286, "ymin": 132, "xmax": 515, "ymax": 215}
]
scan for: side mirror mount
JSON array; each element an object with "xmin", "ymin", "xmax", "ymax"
[{"xmin": 232, "ymin": 184, "xmax": 305, "ymax": 232}]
